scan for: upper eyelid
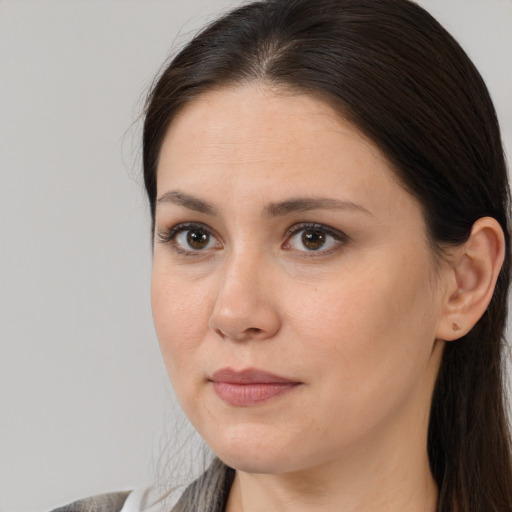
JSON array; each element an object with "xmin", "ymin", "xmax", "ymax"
[
  {"xmin": 158, "ymin": 221, "xmax": 344, "ymax": 235},
  {"xmin": 285, "ymin": 222, "xmax": 348, "ymax": 241},
  {"xmin": 157, "ymin": 222, "xmax": 221, "ymax": 242}
]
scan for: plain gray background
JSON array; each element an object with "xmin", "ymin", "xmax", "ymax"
[{"xmin": 1, "ymin": 1, "xmax": 511, "ymax": 510}]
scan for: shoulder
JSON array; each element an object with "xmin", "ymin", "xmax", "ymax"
[
  {"xmin": 49, "ymin": 487, "xmax": 170, "ymax": 512},
  {"xmin": 50, "ymin": 491, "xmax": 131, "ymax": 512},
  {"xmin": 49, "ymin": 459, "xmax": 233, "ymax": 512}
]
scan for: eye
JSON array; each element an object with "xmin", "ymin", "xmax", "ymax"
[
  {"xmin": 175, "ymin": 227, "xmax": 215, "ymax": 251},
  {"xmin": 284, "ymin": 224, "xmax": 347, "ymax": 254},
  {"xmin": 157, "ymin": 223, "xmax": 221, "ymax": 254}
]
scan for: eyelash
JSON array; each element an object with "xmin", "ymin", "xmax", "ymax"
[
  {"xmin": 284, "ymin": 222, "xmax": 348, "ymax": 256},
  {"xmin": 156, "ymin": 222, "xmax": 219, "ymax": 257},
  {"xmin": 156, "ymin": 222, "xmax": 349, "ymax": 258}
]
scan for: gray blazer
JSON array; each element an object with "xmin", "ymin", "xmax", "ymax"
[
  {"xmin": 51, "ymin": 491, "xmax": 131, "ymax": 512},
  {"xmin": 50, "ymin": 459, "xmax": 235, "ymax": 512}
]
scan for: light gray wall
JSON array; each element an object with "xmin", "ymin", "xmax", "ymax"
[{"xmin": 0, "ymin": 1, "xmax": 510, "ymax": 511}]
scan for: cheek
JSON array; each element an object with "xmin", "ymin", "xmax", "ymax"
[
  {"xmin": 151, "ymin": 266, "xmax": 212, "ymax": 378},
  {"xmin": 287, "ymin": 253, "xmax": 439, "ymax": 406}
]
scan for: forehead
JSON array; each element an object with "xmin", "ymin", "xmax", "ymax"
[
  {"xmin": 156, "ymin": 83, "xmax": 417, "ymax": 220},
  {"xmin": 160, "ymin": 84, "xmax": 375, "ymax": 163}
]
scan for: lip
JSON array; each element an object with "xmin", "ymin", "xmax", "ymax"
[{"xmin": 210, "ymin": 367, "xmax": 301, "ymax": 406}]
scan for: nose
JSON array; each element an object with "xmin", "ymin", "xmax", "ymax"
[{"xmin": 208, "ymin": 253, "xmax": 281, "ymax": 342}]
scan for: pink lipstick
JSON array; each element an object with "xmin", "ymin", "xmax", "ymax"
[{"xmin": 210, "ymin": 368, "xmax": 300, "ymax": 406}]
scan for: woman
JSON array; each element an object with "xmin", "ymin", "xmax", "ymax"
[{"xmin": 53, "ymin": 0, "xmax": 512, "ymax": 510}]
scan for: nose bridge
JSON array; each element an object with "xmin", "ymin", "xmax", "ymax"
[
  {"xmin": 225, "ymin": 243, "xmax": 264, "ymax": 292},
  {"xmin": 209, "ymin": 245, "xmax": 280, "ymax": 341}
]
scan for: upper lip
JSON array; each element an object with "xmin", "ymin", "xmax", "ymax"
[{"xmin": 210, "ymin": 367, "xmax": 299, "ymax": 384}]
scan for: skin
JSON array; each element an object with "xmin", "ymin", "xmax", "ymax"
[{"xmin": 151, "ymin": 83, "xmax": 469, "ymax": 511}]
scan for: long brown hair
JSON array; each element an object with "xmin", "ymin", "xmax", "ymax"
[{"xmin": 143, "ymin": 1, "xmax": 512, "ymax": 510}]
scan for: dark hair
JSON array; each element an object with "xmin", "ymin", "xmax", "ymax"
[{"xmin": 143, "ymin": 0, "xmax": 512, "ymax": 510}]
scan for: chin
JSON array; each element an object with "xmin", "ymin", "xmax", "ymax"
[
  {"xmin": 217, "ymin": 450, "xmax": 296, "ymax": 475},
  {"xmin": 203, "ymin": 422, "xmax": 307, "ymax": 475}
]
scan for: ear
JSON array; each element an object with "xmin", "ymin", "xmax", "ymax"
[{"xmin": 436, "ymin": 217, "xmax": 505, "ymax": 341}]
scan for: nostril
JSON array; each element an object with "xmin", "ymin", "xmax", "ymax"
[
  {"xmin": 246, "ymin": 327, "xmax": 263, "ymax": 335},
  {"xmin": 214, "ymin": 326, "xmax": 265, "ymax": 342}
]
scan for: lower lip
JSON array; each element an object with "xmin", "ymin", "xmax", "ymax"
[{"xmin": 212, "ymin": 381, "xmax": 299, "ymax": 406}]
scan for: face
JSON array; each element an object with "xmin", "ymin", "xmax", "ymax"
[{"xmin": 151, "ymin": 84, "xmax": 447, "ymax": 476}]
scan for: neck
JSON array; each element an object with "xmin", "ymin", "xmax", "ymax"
[{"xmin": 226, "ymin": 439, "xmax": 437, "ymax": 512}]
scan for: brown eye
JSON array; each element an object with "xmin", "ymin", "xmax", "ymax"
[
  {"xmin": 301, "ymin": 229, "xmax": 326, "ymax": 250},
  {"xmin": 285, "ymin": 224, "xmax": 346, "ymax": 254},
  {"xmin": 165, "ymin": 224, "xmax": 221, "ymax": 253},
  {"xmin": 187, "ymin": 228, "xmax": 210, "ymax": 250}
]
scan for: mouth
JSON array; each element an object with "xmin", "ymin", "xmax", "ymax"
[{"xmin": 209, "ymin": 367, "xmax": 301, "ymax": 407}]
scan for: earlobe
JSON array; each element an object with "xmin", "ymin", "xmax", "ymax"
[{"xmin": 436, "ymin": 217, "xmax": 505, "ymax": 341}]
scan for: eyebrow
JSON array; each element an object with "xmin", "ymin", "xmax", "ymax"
[
  {"xmin": 156, "ymin": 190, "xmax": 371, "ymax": 217},
  {"xmin": 157, "ymin": 190, "xmax": 219, "ymax": 215},
  {"xmin": 262, "ymin": 197, "xmax": 371, "ymax": 218}
]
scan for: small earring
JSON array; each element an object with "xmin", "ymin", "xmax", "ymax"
[{"xmin": 452, "ymin": 322, "xmax": 461, "ymax": 332}]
